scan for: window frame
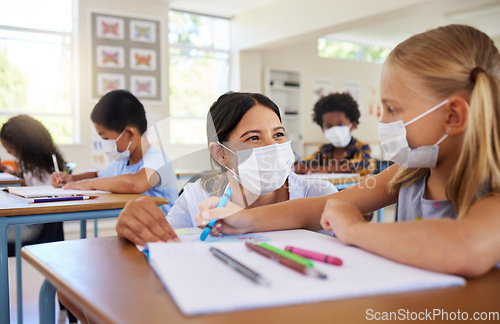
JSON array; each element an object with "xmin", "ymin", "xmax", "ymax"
[
  {"xmin": 0, "ymin": 1, "xmax": 79, "ymax": 144},
  {"xmin": 168, "ymin": 9, "xmax": 231, "ymax": 145}
]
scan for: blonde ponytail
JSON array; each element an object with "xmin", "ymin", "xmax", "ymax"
[
  {"xmin": 448, "ymin": 71, "xmax": 500, "ymax": 218},
  {"xmin": 385, "ymin": 25, "xmax": 500, "ymax": 217}
]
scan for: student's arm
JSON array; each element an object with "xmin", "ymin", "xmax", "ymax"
[
  {"xmin": 51, "ymin": 171, "xmax": 97, "ymax": 187},
  {"xmin": 198, "ymin": 165, "xmax": 400, "ymax": 235},
  {"xmin": 63, "ymin": 168, "xmax": 159, "ymax": 193},
  {"xmin": 321, "ymin": 193, "xmax": 500, "ymax": 277},
  {"xmin": 116, "ymin": 197, "xmax": 179, "ymax": 246}
]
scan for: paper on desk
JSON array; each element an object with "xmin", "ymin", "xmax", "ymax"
[
  {"xmin": 0, "ymin": 173, "xmax": 20, "ymax": 181},
  {"xmin": 3, "ymin": 185, "xmax": 111, "ymax": 198},
  {"xmin": 147, "ymin": 229, "xmax": 465, "ymax": 316}
]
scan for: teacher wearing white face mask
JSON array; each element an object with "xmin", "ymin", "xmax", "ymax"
[
  {"xmin": 115, "ymin": 91, "xmax": 337, "ymax": 245},
  {"xmin": 294, "ymin": 92, "xmax": 374, "ymax": 175}
]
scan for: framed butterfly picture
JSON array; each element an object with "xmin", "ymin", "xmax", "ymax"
[
  {"xmin": 96, "ymin": 16, "xmax": 124, "ymax": 40},
  {"xmin": 91, "ymin": 12, "xmax": 163, "ymax": 102},
  {"xmin": 130, "ymin": 48, "xmax": 156, "ymax": 71},
  {"xmin": 130, "ymin": 75, "xmax": 157, "ymax": 97},
  {"xmin": 130, "ymin": 20, "xmax": 156, "ymax": 43}
]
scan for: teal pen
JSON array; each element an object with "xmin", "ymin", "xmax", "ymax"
[
  {"xmin": 294, "ymin": 152, "xmax": 305, "ymax": 165},
  {"xmin": 200, "ymin": 187, "xmax": 232, "ymax": 241}
]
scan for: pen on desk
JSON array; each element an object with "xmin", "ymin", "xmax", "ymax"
[
  {"xmin": 52, "ymin": 153, "xmax": 61, "ymax": 187},
  {"xmin": 256, "ymin": 242, "xmax": 314, "ymax": 267},
  {"xmin": 28, "ymin": 196, "xmax": 98, "ymax": 204},
  {"xmin": 209, "ymin": 247, "xmax": 270, "ymax": 286},
  {"xmin": 285, "ymin": 245, "xmax": 343, "ymax": 266},
  {"xmin": 200, "ymin": 187, "xmax": 232, "ymax": 241},
  {"xmin": 246, "ymin": 242, "xmax": 327, "ymax": 280}
]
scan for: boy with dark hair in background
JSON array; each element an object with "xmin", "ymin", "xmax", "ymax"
[{"xmin": 52, "ymin": 89, "xmax": 178, "ymax": 213}]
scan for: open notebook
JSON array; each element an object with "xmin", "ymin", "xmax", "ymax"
[
  {"xmin": 3, "ymin": 185, "xmax": 110, "ymax": 198},
  {"xmin": 147, "ymin": 229, "xmax": 465, "ymax": 316}
]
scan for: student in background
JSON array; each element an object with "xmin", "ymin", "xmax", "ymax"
[
  {"xmin": 295, "ymin": 92, "xmax": 374, "ymax": 175},
  {"xmin": 51, "ymin": 89, "xmax": 178, "ymax": 213},
  {"xmin": 114, "ymin": 91, "xmax": 337, "ymax": 245},
  {"xmin": 198, "ymin": 24, "xmax": 500, "ymax": 277},
  {"xmin": 0, "ymin": 115, "xmax": 65, "ymax": 253}
]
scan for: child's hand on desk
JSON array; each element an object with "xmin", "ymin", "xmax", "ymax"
[
  {"xmin": 320, "ymin": 199, "xmax": 366, "ymax": 245},
  {"xmin": 195, "ymin": 196, "xmax": 247, "ymax": 236},
  {"xmin": 51, "ymin": 172, "xmax": 73, "ymax": 187},
  {"xmin": 62, "ymin": 179, "xmax": 93, "ymax": 190},
  {"xmin": 116, "ymin": 197, "xmax": 179, "ymax": 246}
]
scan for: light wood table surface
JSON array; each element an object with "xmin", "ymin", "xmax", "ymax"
[
  {"xmin": 22, "ymin": 236, "xmax": 500, "ymax": 324},
  {"xmin": 0, "ymin": 191, "xmax": 168, "ymax": 324}
]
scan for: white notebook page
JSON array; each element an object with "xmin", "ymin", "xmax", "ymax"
[{"xmin": 147, "ymin": 229, "xmax": 465, "ymax": 315}]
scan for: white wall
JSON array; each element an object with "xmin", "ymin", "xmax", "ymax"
[{"xmin": 240, "ymin": 40, "xmax": 383, "ymax": 157}]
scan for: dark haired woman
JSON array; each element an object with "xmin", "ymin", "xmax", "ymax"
[{"xmin": 115, "ymin": 91, "xmax": 337, "ymax": 245}]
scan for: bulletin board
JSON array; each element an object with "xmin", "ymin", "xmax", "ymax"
[{"xmin": 91, "ymin": 12, "xmax": 162, "ymax": 101}]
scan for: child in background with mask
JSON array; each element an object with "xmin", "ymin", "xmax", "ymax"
[
  {"xmin": 51, "ymin": 90, "xmax": 178, "ymax": 214},
  {"xmin": 197, "ymin": 24, "xmax": 500, "ymax": 277},
  {"xmin": 114, "ymin": 92, "xmax": 337, "ymax": 245},
  {"xmin": 294, "ymin": 92, "xmax": 374, "ymax": 175}
]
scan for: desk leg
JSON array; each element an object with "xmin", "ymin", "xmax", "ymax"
[
  {"xmin": 15, "ymin": 226, "xmax": 22, "ymax": 324},
  {"xmin": 39, "ymin": 279, "xmax": 56, "ymax": 324},
  {"xmin": 80, "ymin": 220, "xmax": 87, "ymax": 239},
  {"xmin": 0, "ymin": 219, "xmax": 11, "ymax": 324}
]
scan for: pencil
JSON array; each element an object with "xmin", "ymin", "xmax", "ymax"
[
  {"xmin": 210, "ymin": 247, "xmax": 270, "ymax": 286},
  {"xmin": 246, "ymin": 242, "xmax": 327, "ymax": 279}
]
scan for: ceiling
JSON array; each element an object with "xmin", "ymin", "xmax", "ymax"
[{"xmin": 165, "ymin": 0, "xmax": 500, "ymax": 49}]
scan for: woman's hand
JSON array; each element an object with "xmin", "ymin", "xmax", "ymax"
[
  {"xmin": 51, "ymin": 172, "xmax": 73, "ymax": 187},
  {"xmin": 320, "ymin": 198, "xmax": 366, "ymax": 245},
  {"xmin": 116, "ymin": 197, "xmax": 179, "ymax": 246},
  {"xmin": 195, "ymin": 196, "xmax": 253, "ymax": 235}
]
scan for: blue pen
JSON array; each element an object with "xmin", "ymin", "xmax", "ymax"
[
  {"xmin": 200, "ymin": 187, "xmax": 232, "ymax": 241},
  {"xmin": 294, "ymin": 152, "xmax": 305, "ymax": 165}
]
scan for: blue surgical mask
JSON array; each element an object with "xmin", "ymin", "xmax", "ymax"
[{"xmin": 378, "ymin": 99, "xmax": 449, "ymax": 168}]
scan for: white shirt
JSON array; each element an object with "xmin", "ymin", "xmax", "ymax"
[{"xmin": 166, "ymin": 171, "xmax": 337, "ymax": 229}]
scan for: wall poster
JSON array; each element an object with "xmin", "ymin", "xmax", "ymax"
[{"xmin": 91, "ymin": 12, "xmax": 162, "ymax": 101}]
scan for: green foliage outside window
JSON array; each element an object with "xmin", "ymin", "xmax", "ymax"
[{"xmin": 318, "ymin": 38, "xmax": 391, "ymax": 63}]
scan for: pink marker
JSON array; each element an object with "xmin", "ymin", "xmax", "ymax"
[{"xmin": 284, "ymin": 245, "xmax": 343, "ymax": 266}]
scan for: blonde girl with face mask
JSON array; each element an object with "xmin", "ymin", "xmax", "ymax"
[{"xmin": 198, "ymin": 25, "xmax": 500, "ymax": 277}]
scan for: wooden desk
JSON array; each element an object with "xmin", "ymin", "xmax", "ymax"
[
  {"xmin": 0, "ymin": 192, "xmax": 168, "ymax": 324},
  {"xmin": 0, "ymin": 175, "xmax": 24, "ymax": 187},
  {"xmin": 23, "ymin": 236, "xmax": 500, "ymax": 324}
]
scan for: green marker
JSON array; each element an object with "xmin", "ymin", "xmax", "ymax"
[{"xmin": 256, "ymin": 242, "xmax": 314, "ymax": 268}]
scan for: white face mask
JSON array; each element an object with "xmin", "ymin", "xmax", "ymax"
[
  {"xmin": 378, "ymin": 99, "xmax": 449, "ymax": 168},
  {"xmin": 101, "ymin": 130, "xmax": 132, "ymax": 161},
  {"xmin": 219, "ymin": 141, "xmax": 295, "ymax": 196},
  {"xmin": 324, "ymin": 125, "xmax": 352, "ymax": 147}
]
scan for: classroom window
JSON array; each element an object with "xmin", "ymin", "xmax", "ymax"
[
  {"xmin": 168, "ymin": 10, "xmax": 230, "ymax": 145},
  {"xmin": 0, "ymin": 0, "xmax": 76, "ymax": 144},
  {"xmin": 318, "ymin": 38, "xmax": 391, "ymax": 64}
]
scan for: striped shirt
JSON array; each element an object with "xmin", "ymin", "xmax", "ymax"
[{"xmin": 302, "ymin": 137, "xmax": 374, "ymax": 175}]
